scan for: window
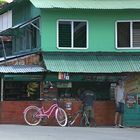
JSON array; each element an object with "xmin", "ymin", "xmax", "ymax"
[
  {"xmin": 13, "ymin": 31, "xmax": 25, "ymax": 53},
  {"xmin": 57, "ymin": 20, "xmax": 88, "ymax": 49},
  {"xmin": 31, "ymin": 25, "xmax": 37, "ymax": 49},
  {"xmin": 0, "ymin": 11, "xmax": 12, "ymax": 32},
  {"xmin": 25, "ymin": 19, "xmax": 40, "ymax": 50},
  {"xmin": 116, "ymin": 21, "xmax": 140, "ymax": 48},
  {"xmin": 4, "ymin": 81, "xmax": 40, "ymax": 101},
  {"xmin": 25, "ymin": 28, "xmax": 31, "ymax": 50},
  {"xmin": 13, "ymin": 18, "xmax": 40, "ymax": 53}
]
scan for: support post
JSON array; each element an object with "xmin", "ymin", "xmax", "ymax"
[{"xmin": 1, "ymin": 77, "xmax": 4, "ymax": 101}]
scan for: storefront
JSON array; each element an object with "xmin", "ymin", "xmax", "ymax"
[
  {"xmin": 42, "ymin": 73, "xmax": 121, "ymax": 100},
  {"xmin": 0, "ymin": 52, "xmax": 140, "ymax": 126},
  {"xmin": 0, "ymin": 65, "xmax": 46, "ymax": 124},
  {"xmin": 40, "ymin": 72, "xmax": 131, "ymax": 126},
  {"xmin": 42, "ymin": 52, "xmax": 140, "ymax": 126}
]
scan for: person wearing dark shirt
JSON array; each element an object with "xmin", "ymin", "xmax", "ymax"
[{"xmin": 80, "ymin": 89, "xmax": 96, "ymax": 126}]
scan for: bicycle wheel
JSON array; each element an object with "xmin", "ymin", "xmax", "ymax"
[
  {"xmin": 55, "ymin": 107, "xmax": 67, "ymax": 127},
  {"xmin": 23, "ymin": 106, "xmax": 42, "ymax": 126}
]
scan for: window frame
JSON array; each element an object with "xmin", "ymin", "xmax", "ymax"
[
  {"xmin": 57, "ymin": 19, "xmax": 88, "ymax": 49},
  {"xmin": 116, "ymin": 20, "xmax": 140, "ymax": 49}
]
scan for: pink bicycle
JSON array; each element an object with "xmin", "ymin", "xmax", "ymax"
[{"xmin": 23, "ymin": 100, "xmax": 67, "ymax": 127}]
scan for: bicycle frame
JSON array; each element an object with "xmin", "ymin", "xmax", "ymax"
[
  {"xmin": 68, "ymin": 111, "xmax": 81, "ymax": 125},
  {"xmin": 68, "ymin": 110, "xmax": 89, "ymax": 126},
  {"xmin": 80, "ymin": 111, "xmax": 90, "ymax": 126},
  {"xmin": 36, "ymin": 104, "xmax": 59, "ymax": 119}
]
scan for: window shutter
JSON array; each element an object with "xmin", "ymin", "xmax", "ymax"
[
  {"xmin": 58, "ymin": 21, "xmax": 71, "ymax": 48},
  {"xmin": 133, "ymin": 22, "xmax": 140, "ymax": 47}
]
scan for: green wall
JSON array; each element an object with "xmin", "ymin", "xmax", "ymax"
[
  {"xmin": 41, "ymin": 9, "xmax": 140, "ymax": 52},
  {"xmin": 11, "ymin": 0, "xmax": 41, "ymax": 55},
  {"xmin": 12, "ymin": 0, "xmax": 40, "ymax": 26},
  {"xmin": 124, "ymin": 93, "xmax": 140, "ymax": 127}
]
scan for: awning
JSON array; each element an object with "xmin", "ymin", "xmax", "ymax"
[
  {"xmin": 30, "ymin": 0, "xmax": 140, "ymax": 10},
  {"xmin": 0, "ymin": 65, "xmax": 46, "ymax": 73},
  {"xmin": 0, "ymin": 16, "xmax": 40, "ymax": 36},
  {"xmin": 43, "ymin": 52, "xmax": 140, "ymax": 73}
]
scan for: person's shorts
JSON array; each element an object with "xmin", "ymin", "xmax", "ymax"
[
  {"xmin": 116, "ymin": 102, "xmax": 124, "ymax": 113},
  {"xmin": 84, "ymin": 106, "xmax": 94, "ymax": 118}
]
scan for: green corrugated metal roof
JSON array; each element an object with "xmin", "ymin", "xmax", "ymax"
[
  {"xmin": 0, "ymin": 1, "xmax": 17, "ymax": 15},
  {"xmin": 0, "ymin": 65, "xmax": 46, "ymax": 73},
  {"xmin": 43, "ymin": 52, "xmax": 140, "ymax": 73},
  {"xmin": 30, "ymin": 0, "xmax": 140, "ymax": 9}
]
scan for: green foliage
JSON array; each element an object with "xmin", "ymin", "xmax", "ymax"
[
  {"xmin": 0, "ymin": 0, "xmax": 6, "ymax": 4},
  {"xmin": 0, "ymin": 0, "xmax": 5, "ymax": 2},
  {"xmin": 0, "ymin": 0, "xmax": 12, "ymax": 4}
]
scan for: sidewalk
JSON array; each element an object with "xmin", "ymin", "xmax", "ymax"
[{"xmin": 0, "ymin": 125, "xmax": 139, "ymax": 140}]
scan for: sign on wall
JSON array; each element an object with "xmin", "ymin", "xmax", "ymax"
[{"xmin": 58, "ymin": 72, "xmax": 69, "ymax": 80}]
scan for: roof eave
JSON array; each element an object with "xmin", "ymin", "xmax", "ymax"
[
  {"xmin": 34, "ymin": 7, "xmax": 140, "ymax": 10},
  {"xmin": 0, "ymin": 1, "xmax": 16, "ymax": 15}
]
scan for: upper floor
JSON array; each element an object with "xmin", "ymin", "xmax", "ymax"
[
  {"xmin": 1, "ymin": 0, "xmax": 140, "ymax": 58},
  {"xmin": 0, "ymin": 0, "xmax": 40, "ymax": 58},
  {"xmin": 40, "ymin": 9, "xmax": 140, "ymax": 52}
]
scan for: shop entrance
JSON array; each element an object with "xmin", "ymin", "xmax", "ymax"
[{"xmin": 48, "ymin": 81, "xmax": 111, "ymax": 101}]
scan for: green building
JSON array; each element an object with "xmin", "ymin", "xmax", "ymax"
[{"xmin": 0, "ymin": 0, "xmax": 140, "ymax": 126}]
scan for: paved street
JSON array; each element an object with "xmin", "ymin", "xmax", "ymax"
[{"xmin": 0, "ymin": 125, "xmax": 139, "ymax": 140}]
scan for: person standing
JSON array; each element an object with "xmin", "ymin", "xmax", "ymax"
[
  {"xmin": 114, "ymin": 80, "xmax": 125, "ymax": 128},
  {"xmin": 80, "ymin": 89, "xmax": 96, "ymax": 127}
]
